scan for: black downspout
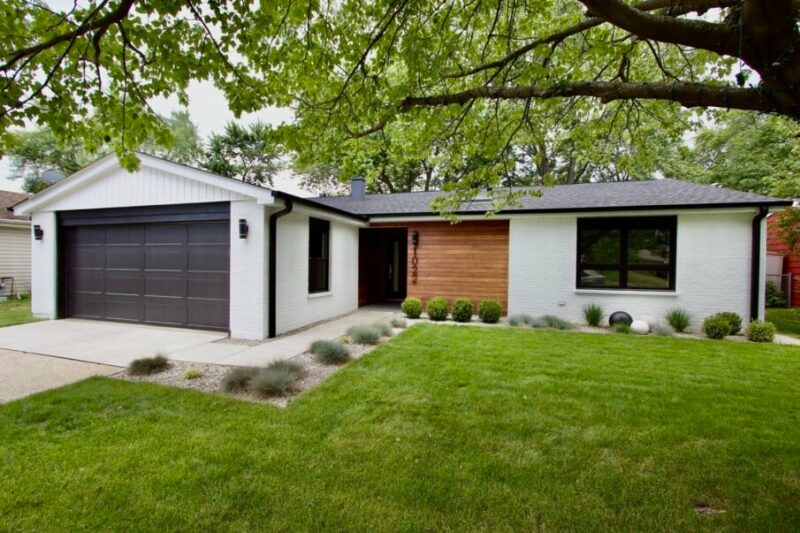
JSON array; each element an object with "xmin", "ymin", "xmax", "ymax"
[
  {"xmin": 268, "ymin": 199, "xmax": 293, "ymax": 338},
  {"xmin": 750, "ymin": 206, "xmax": 769, "ymax": 321}
]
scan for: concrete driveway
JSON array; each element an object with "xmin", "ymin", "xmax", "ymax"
[{"xmin": 0, "ymin": 349, "xmax": 118, "ymax": 403}]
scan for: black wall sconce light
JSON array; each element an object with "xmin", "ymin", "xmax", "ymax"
[
  {"xmin": 238, "ymin": 219, "xmax": 249, "ymax": 239},
  {"xmin": 33, "ymin": 225, "xmax": 44, "ymax": 241}
]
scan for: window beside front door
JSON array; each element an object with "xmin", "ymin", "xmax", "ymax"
[
  {"xmin": 309, "ymin": 218, "xmax": 330, "ymax": 293},
  {"xmin": 577, "ymin": 216, "xmax": 677, "ymax": 291}
]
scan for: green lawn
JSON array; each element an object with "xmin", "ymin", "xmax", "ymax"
[
  {"xmin": 1, "ymin": 325, "xmax": 798, "ymax": 530},
  {"xmin": 0, "ymin": 296, "xmax": 36, "ymax": 327},
  {"xmin": 766, "ymin": 307, "xmax": 800, "ymax": 337}
]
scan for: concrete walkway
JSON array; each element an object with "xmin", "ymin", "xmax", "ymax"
[{"xmin": 0, "ymin": 349, "xmax": 118, "ymax": 403}]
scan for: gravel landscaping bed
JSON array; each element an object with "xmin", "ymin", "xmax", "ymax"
[{"xmin": 116, "ymin": 333, "xmax": 393, "ymax": 407}]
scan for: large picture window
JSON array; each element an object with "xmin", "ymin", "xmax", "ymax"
[
  {"xmin": 309, "ymin": 218, "xmax": 330, "ymax": 293},
  {"xmin": 577, "ymin": 216, "xmax": 676, "ymax": 291}
]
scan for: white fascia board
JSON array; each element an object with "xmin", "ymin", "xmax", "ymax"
[{"xmin": 287, "ymin": 202, "xmax": 368, "ymax": 227}]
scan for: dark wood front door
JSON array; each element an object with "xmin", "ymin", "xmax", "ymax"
[
  {"xmin": 63, "ymin": 220, "xmax": 230, "ymax": 331},
  {"xmin": 386, "ymin": 234, "xmax": 407, "ymax": 300}
]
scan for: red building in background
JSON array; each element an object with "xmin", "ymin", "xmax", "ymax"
[{"xmin": 767, "ymin": 211, "xmax": 799, "ymax": 306}]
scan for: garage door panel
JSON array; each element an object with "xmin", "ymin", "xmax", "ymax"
[
  {"xmin": 187, "ymin": 245, "xmax": 228, "ymax": 272},
  {"xmin": 105, "ymin": 271, "xmax": 143, "ymax": 296},
  {"xmin": 145, "ymin": 245, "xmax": 186, "ymax": 271},
  {"xmin": 64, "ymin": 216, "xmax": 229, "ymax": 331},
  {"xmin": 145, "ymin": 272, "xmax": 187, "ymax": 298}
]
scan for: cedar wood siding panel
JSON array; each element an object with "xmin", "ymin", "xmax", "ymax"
[
  {"xmin": 373, "ymin": 220, "xmax": 509, "ymax": 311},
  {"xmin": 767, "ymin": 214, "xmax": 800, "ymax": 306}
]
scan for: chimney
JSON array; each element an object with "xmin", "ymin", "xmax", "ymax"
[{"xmin": 350, "ymin": 177, "xmax": 366, "ymax": 200}]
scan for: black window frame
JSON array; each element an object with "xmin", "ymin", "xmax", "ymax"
[
  {"xmin": 576, "ymin": 216, "xmax": 677, "ymax": 291},
  {"xmin": 308, "ymin": 217, "xmax": 330, "ymax": 293}
]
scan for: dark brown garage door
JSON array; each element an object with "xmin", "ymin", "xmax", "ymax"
[{"xmin": 60, "ymin": 204, "xmax": 230, "ymax": 331}]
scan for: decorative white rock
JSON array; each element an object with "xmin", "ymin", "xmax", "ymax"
[
  {"xmin": 640, "ymin": 315, "xmax": 659, "ymax": 328},
  {"xmin": 630, "ymin": 320, "xmax": 650, "ymax": 335}
]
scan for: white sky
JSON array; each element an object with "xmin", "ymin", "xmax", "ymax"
[{"xmin": 0, "ymin": 81, "xmax": 310, "ymax": 196}]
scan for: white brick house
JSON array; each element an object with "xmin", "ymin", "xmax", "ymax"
[{"xmin": 13, "ymin": 153, "xmax": 788, "ymax": 340}]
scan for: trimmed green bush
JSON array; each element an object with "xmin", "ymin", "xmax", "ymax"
[
  {"xmin": 426, "ymin": 297, "xmax": 449, "ymax": 321},
  {"xmin": 451, "ymin": 298, "xmax": 473, "ymax": 323},
  {"xmin": 716, "ymin": 312, "xmax": 743, "ymax": 335},
  {"xmin": 184, "ymin": 366, "xmax": 203, "ymax": 380},
  {"xmin": 541, "ymin": 315, "xmax": 574, "ymax": 330},
  {"xmin": 310, "ymin": 340, "xmax": 351, "ymax": 364},
  {"xmin": 703, "ymin": 315, "xmax": 732, "ymax": 340},
  {"xmin": 747, "ymin": 320, "xmax": 776, "ymax": 343},
  {"xmin": 766, "ymin": 280, "xmax": 787, "ymax": 308},
  {"xmin": 373, "ymin": 321, "xmax": 393, "ymax": 337},
  {"xmin": 391, "ymin": 318, "xmax": 407, "ymax": 329},
  {"xmin": 128, "ymin": 354, "xmax": 169, "ymax": 376},
  {"xmin": 665, "ymin": 307, "xmax": 692, "ymax": 333},
  {"xmin": 614, "ymin": 323, "xmax": 631, "ymax": 334},
  {"xmin": 401, "ymin": 297, "xmax": 423, "ymax": 319},
  {"xmin": 477, "ymin": 300, "xmax": 502, "ymax": 323},
  {"xmin": 221, "ymin": 366, "xmax": 259, "ymax": 392},
  {"xmin": 250, "ymin": 367, "xmax": 296, "ymax": 396},
  {"xmin": 652, "ymin": 324, "xmax": 674, "ymax": 337},
  {"xmin": 583, "ymin": 303, "xmax": 603, "ymax": 327},
  {"xmin": 347, "ymin": 324, "xmax": 382, "ymax": 345}
]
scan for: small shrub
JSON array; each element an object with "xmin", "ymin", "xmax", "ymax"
[
  {"xmin": 401, "ymin": 297, "xmax": 423, "ymax": 318},
  {"xmin": 184, "ymin": 366, "xmax": 204, "ymax": 380},
  {"xmin": 391, "ymin": 318, "xmax": 407, "ymax": 329},
  {"xmin": 703, "ymin": 315, "xmax": 732, "ymax": 340},
  {"xmin": 221, "ymin": 366, "xmax": 259, "ymax": 392},
  {"xmin": 508, "ymin": 314, "xmax": 530, "ymax": 327},
  {"xmin": 478, "ymin": 300, "xmax": 503, "ymax": 323},
  {"xmin": 541, "ymin": 315, "xmax": 574, "ymax": 330},
  {"xmin": 372, "ymin": 321, "xmax": 393, "ymax": 337},
  {"xmin": 128, "ymin": 354, "xmax": 169, "ymax": 376},
  {"xmin": 766, "ymin": 280, "xmax": 787, "ymax": 308},
  {"xmin": 665, "ymin": 307, "xmax": 692, "ymax": 333},
  {"xmin": 528, "ymin": 317, "xmax": 549, "ymax": 328},
  {"xmin": 267, "ymin": 359, "xmax": 305, "ymax": 377},
  {"xmin": 451, "ymin": 298, "xmax": 473, "ymax": 322},
  {"xmin": 310, "ymin": 340, "xmax": 351, "ymax": 364},
  {"xmin": 347, "ymin": 324, "xmax": 382, "ymax": 345},
  {"xmin": 583, "ymin": 303, "xmax": 604, "ymax": 327},
  {"xmin": 250, "ymin": 367, "xmax": 296, "ymax": 396},
  {"xmin": 426, "ymin": 297, "xmax": 449, "ymax": 321},
  {"xmin": 716, "ymin": 312, "xmax": 743, "ymax": 335},
  {"xmin": 614, "ymin": 323, "xmax": 631, "ymax": 334},
  {"xmin": 652, "ymin": 324, "xmax": 674, "ymax": 337},
  {"xmin": 746, "ymin": 320, "xmax": 776, "ymax": 343}
]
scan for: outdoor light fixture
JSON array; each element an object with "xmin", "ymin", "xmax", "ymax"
[
  {"xmin": 33, "ymin": 225, "xmax": 44, "ymax": 241},
  {"xmin": 238, "ymin": 219, "xmax": 249, "ymax": 239},
  {"xmin": 411, "ymin": 230, "xmax": 419, "ymax": 245}
]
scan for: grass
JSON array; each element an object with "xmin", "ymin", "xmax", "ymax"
[
  {"xmin": 0, "ymin": 296, "xmax": 37, "ymax": 328},
  {"xmin": 1, "ymin": 325, "xmax": 799, "ymax": 530},
  {"xmin": 766, "ymin": 307, "xmax": 800, "ymax": 337}
]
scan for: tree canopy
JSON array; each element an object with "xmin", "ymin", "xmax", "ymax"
[
  {"xmin": 2, "ymin": 1, "xmax": 798, "ymax": 206},
  {"xmin": 203, "ymin": 122, "xmax": 280, "ymax": 185}
]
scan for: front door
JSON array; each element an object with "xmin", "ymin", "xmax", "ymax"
[{"xmin": 386, "ymin": 234, "xmax": 407, "ymax": 300}]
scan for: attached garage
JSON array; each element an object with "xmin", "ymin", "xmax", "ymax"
[{"xmin": 59, "ymin": 203, "xmax": 230, "ymax": 331}]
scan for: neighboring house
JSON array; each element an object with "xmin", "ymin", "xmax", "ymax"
[
  {"xmin": 0, "ymin": 189, "xmax": 32, "ymax": 295},
  {"xmin": 766, "ymin": 211, "xmax": 799, "ymax": 306},
  {"xmin": 13, "ymin": 153, "xmax": 789, "ymax": 340}
]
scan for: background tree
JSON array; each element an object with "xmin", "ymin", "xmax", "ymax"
[{"xmin": 202, "ymin": 122, "xmax": 280, "ymax": 186}]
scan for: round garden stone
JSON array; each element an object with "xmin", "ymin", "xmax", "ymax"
[
  {"xmin": 608, "ymin": 311, "xmax": 633, "ymax": 327},
  {"xmin": 630, "ymin": 320, "xmax": 650, "ymax": 335}
]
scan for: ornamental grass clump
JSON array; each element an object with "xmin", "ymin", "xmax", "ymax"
[
  {"xmin": 400, "ymin": 297, "xmax": 422, "ymax": 318},
  {"xmin": 184, "ymin": 366, "xmax": 204, "ymax": 380},
  {"xmin": 477, "ymin": 300, "xmax": 503, "ymax": 324},
  {"xmin": 310, "ymin": 340, "xmax": 351, "ymax": 365},
  {"xmin": 373, "ymin": 321, "xmax": 393, "ymax": 337},
  {"xmin": 347, "ymin": 324, "xmax": 382, "ymax": 345},
  {"xmin": 665, "ymin": 307, "xmax": 692, "ymax": 333},
  {"xmin": 652, "ymin": 324, "xmax": 674, "ymax": 337},
  {"xmin": 746, "ymin": 320, "xmax": 776, "ymax": 343},
  {"xmin": 451, "ymin": 298, "xmax": 473, "ymax": 323},
  {"xmin": 703, "ymin": 315, "xmax": 732, "ymax": 340},
  {"xmin": 426, "ymin": 297, "xmax": 449, "ymax": 321},
  {"xmin": 391, "ymin": 318, "xmax": 407, "ymax": 329},
  {"xmin": 583, "ymin": 303, "xmax": 604, "ymax": 327},
  {"xmin": 541, "ymin": 315, "xmax": 574, "ymax": 330},
  {"xmin": 221, "ymin": 366, "xmax": 259, "ymax": 392},
  {"xmin": 614, "ymin": 323, "xmax": 632, "ymax": 334},
  {"xmin": 508, "ymin": 314, "xmax": 534, "ymax": 327},
  {"xmin": 249, "ymin": 367, "xmax": 296, "ymax": 397},
  {"xmin": 128, "ymin": 354, "xmax": 170, "ymax": 376}
]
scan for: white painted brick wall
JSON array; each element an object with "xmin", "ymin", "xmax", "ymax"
[
  {"xmin": 508, "ymin": 211, "xmax": 759, "ymax": 327},
  {"xmin": 229, "ymin": 200, "xmax": 268, "ymax": 340},
  {"xmin": 29, "ymin": 211, "xmax": 58, "ymax": 319},
  {"xmin": 275, "ymin": 211, "xmax": 359, "ymax": 335}
]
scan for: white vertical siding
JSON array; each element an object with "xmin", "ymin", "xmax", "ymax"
[
  {"xmin": 29, "ymin": 212, "xmax": 58, "ymax": 319},
  {"xmin": 275, "ymin": 211, "xmax": 359, "ymax": 335},
  {"xmin": 508, "ymin": 211, "xmax": 756, "ymax": 327},
  {"xmin": 229, "ymin": 201, "xmax": 268, "ymax": 340},
  {"xmin": 0, "ymin": 224, "xmax": 32, "ymax": 295},
  {"xmin": 39, "ymin": 165, "xmax": 248, "ymax": 212}
]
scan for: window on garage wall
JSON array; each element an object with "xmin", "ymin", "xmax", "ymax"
[
  {"xmin": 309, "ymin": 218, "xmax": 330, "ymax": 293},
  {"xmin": 577, "ymin": 216, "xmax": 677, "ymax": 291}
]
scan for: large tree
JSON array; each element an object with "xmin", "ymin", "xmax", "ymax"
[
  {"xmin": 2, "ymin": 1, "xmax": 798, "ymax": 206},
  {"xmin": 202, "ymin": 122, "xmax": 280, "ymax": 185}
]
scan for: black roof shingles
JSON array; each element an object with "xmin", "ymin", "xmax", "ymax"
[{"xmin": 307, "ymin": 179, "xmax": 789, "ymax": 218}]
